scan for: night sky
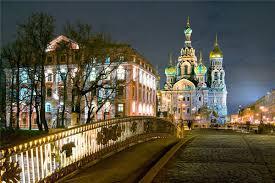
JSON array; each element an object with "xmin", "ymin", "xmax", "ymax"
[{"xmin": 1, "ymin": 2, "xmax": 275, "ymax": 114}]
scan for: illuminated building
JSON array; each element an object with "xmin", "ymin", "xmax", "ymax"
[
  {"xmin": 5, "ymin": 35, "xmax": 158, "ymax": 128},
  {"xmin": 157, "ymin": 17, "xmax": 227, "ymax": 124},
  {"xmin": 239, "ymin": 89, "xmax": 275, "ymax": 124}
]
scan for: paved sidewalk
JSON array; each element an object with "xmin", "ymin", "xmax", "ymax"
[
  {"xmin": 64, "ymin": 137, "xmax": 178, "ymax": 183},
  {"xmin": 153, "ymin": 129, "xmax": 275, "ymax": 183}
]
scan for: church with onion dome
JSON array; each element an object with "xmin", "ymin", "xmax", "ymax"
[{"xmin": 157, "ymin": 17, "xmax": 227, "ymax": 124}]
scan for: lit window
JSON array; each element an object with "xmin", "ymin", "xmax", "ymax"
[
  {"xmin": 19, "ymin": 88, "xmax": 29, "ymax": 100},
  {"xmin": 139, "ymin": 70, "xmax": 143, "ymax": 84},
  {"xmin": 133, "ymin": 67, "xmax": 136, "ymax": 81},
  {"xmin": 21, "ymin": 70, "xmax": 28, "ymax": 83},
  {"xmin": 105, "ymin": 101, "xmax": 110, "ymax": 112},
  {"xmin": 118, "ymin": 104, "xmax": 124, "ymax": 112},
  {"xmin": 132, "ymin": 101, "xmax": 136, "ymax": 113},
  {"xmin": 90, "ymin": 67, "xmax": 96, "ymax": 81},
  {"xmin": 138, "ymin": 104, "xmax": 142, "ymax": 114},
  {"xmin": 105, "ymin": 57, "xmax": 110, "ymax": 64},
  {"xmin": 146, "ymin": 105, "xmax": 149, "ymax": 114},
  {"xmin": 45, "ymin": 103, "xmax": 51, "ymax": 112},
  {"xmin": 143, "ymin": 104, "xmax": 146, "ymax": 113},
  {"xmin": 117, "ymin": 65, "xmax": 125, "ymax": 80}
]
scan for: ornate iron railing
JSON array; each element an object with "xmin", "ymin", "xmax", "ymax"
[{"xmin": 0, "ymin": 116, "xmax": 176, "ymax": 183}]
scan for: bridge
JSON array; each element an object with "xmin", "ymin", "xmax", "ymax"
[{"xmin": 0, "ymin": 116, "xmax": 177, "ymax": 183}]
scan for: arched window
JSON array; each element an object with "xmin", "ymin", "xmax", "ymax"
[
  {"xmin": 220, "ymin": 72, "xmax": 223, "ymax": 80},
  {"xmin": 184, "ymin": 65, "xmax": 188, "ymax": 75},
  {"xmin": 214, "ymin": 72, "xmax": 218, "ymax": 80},
  {"xmin": 19, "ymin": 88, "xmax": 29, "ymax": 101},
  {"xmin": 21, "ymin": 70, "xmax": 28, "ymax": 83}
]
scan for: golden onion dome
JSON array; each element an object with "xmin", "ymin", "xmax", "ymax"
[
  {"xmin": 210, "ymin": 45, "xmax": 223, "ymax": 58},
  {"xmin": 210, "ymin": 34, "xmax": 223, "ymax": 59},
  {"xmin": 165, "ymin": 66, "xmax": 176, "ymax": 76}
]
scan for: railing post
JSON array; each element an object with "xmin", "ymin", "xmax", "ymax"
[
  {"xmin": 26, "ymin": 149, "xmax": 30, "ymax": 183},
  {"xmin": 35, "ymin": 146, "xmax": 40, "ymax": 181},
  {"xmin": 20, "ymin": 151, "xmax": 25, "ymax": 183},
  {"xmin": 40, "ymin": 145, "xmax": 44, "ymax": 179}
]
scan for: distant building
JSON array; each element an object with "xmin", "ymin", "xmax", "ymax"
[
  {"xmin": 239, "ymin": 89, "xmax": 275, "ymax": 124},
  {"xmin": 5, "ymin": 35, "xmax": 158, "ymax": 129},
  {"xmin": 157, "ymin": 17, "xmax": 227, "ymax": 124},
  {"xmin": 229, "ymin": 114, "xmax": 239, "ymax": 123}
]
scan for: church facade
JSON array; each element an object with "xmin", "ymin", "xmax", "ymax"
[{"xmin": 157, "ymin": 18, "xmax": 227, "ymax": 124}]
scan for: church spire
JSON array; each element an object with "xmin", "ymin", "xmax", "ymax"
[
  {"xmin": 214, "ymin": 33, "xmax": 218, "ymax": 47},
  {"xmin": 169, "ymin": 53, "xmax": 173, "ymax": 66},
  {"xmin": 186, "ymin": 16, "xmax": 190, "ymax": 28},
  {"xmin": 184, "ymin": 16, "xmax": 192, "ymax": 47},
  {"xmin": 199, "ymin": 50, "xmax": 203, "ymax": 64}
]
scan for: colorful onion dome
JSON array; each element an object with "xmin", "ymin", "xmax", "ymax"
[
  {"xmin": 194, "ymin": 64, "xmax": 207, "ymax": 75},
  {"xmin": 195, "ymin": 51, "xmax": 207, "ymax": 75}
]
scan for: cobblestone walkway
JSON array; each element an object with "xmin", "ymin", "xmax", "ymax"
[{"xmin": 153, "ymin": 129, "xmax": 275, "ymax": 183}]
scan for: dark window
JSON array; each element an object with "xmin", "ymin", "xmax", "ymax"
[
  {"xmin": 117, "ymin": 86, "xmax": 124, "ymax": 97},
  {"xmin": 132, "ymin": 86, "xmax": 135, "ymax": 98},
  {"xmin": 187, "ymin": 108, "xmax": 190, "ymax": 113},
  {"xmin": 47, "ymin": 73, "xmax": 52, "ymax": 82},
  {"xmin": 22, "ymin": 113, "xmax": 27, "ymax": 125},
  {"xmin": 184, "ymin": 65, "xmax": 188, "ymax": 75},
  {"xmin": 60, "ymin": 55, "xmax": 66, "ymax": 63},
  {"xmin": 199, "ymin": 96, "xmax": 201, "ymax": 101},
  {"xmin": 75, "ymin": 53, "xmax": 80, "ymax": 61},
  {"xmin": 214, "ymin": 72, "xmax": 218, "ymax": 80},
  {"xmin": 47, "ymin": 56, "xmax": 53, "ymax": 63},
  {"xmin": 187, "ymin": 97, "xmax": 190, "ymax": 101},
  {"xmin": 47, "ymin": 88, "xmax": 52, "ymax": 97},
  {"xmin": 60, "ymin": 72, "xmax": 66, "ymax": 81},
  {"xmin": 183, "ymin": 97, "xmax": 185, "ymax": 101}
]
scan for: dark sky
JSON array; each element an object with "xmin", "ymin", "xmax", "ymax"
[{"xmin": 1, "ymin": 1, "xmax": 275, "ymax": 114}]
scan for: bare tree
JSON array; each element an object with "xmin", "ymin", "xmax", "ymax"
[
  {"xmin": 55, "ymin": 40, "xmax": 72, "ymax": 127},
  {"xmin": 0, "ymin": 58, "xmax": 6, "ymax": 128},
  {"xmin": 1, "ymin": 40, "xmax": 25, "ymax": 129},
  {"xmin": 63, "ymin": 22, "xmax": 129, "ymax": 124},
  {"xmin": 18, "ymin": 13, "xmax": 55, "ymax": 132}
]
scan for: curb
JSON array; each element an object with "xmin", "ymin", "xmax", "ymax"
[{"xmin": 139, "ymin": 136, "xmax": 196, "ymax": 183}]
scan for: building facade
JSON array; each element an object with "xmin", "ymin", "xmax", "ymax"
[
  {"xmin": 157, "ymin": 18, "xmax": 228, "ymax": 124},
  {"xmin": 5, "ymin": 35, "xmax": 158, "ymax": 129},
  {"xmin": 239, "ymin": 89, "xmax": 275, "ymax": 124}
]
